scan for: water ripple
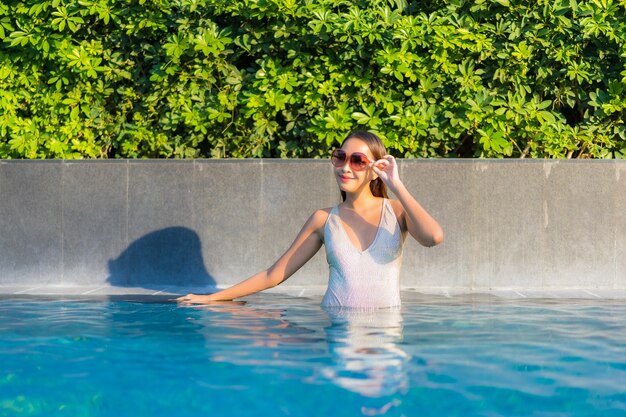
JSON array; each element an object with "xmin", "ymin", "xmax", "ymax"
[{"xmin": 2, "ymin": 296, "xmax": 626, "ymax": 416}]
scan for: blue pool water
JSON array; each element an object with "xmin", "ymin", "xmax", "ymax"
[{"xmin": 1, "ymin": 293, "xmax": 626, "ymax": 417}]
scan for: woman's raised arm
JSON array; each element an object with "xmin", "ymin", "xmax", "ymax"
[{"xmin": 372, "ymin": 155, "xmax": 444, "ymax": 247}]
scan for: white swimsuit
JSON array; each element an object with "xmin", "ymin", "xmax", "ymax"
[{"xmin": 322, "ymin": 198, "xmax": 404, "ymax": 308}]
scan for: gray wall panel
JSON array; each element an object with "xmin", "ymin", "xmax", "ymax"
[
  {"xmin": 472, "ymin": 161, "xmax": 544, "ymax": 289},
  {"xmin": 112, "ymin": 161, "xmax": 204, "ymax": 287},
  {"xmin": 0, "ymin": 161, "xmax": 63, "ymax": 284},
  {"xmin": 542, "ymin": 161, "xmax": 615, "ymax": 288},
  {"xmin": 192, "ymin": 160, "xmax": 261, "ymax": 284},
  {"xmin": 616, "ymin": 163, "xmax": 626, "ymax": 288},
  {"xmin": 63, "ymin": 161, "xmax": 128, "ymax": 284}
]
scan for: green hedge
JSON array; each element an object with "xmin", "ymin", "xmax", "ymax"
[{"xmin": 1, "ymin": 0, "xmax": 625, "ymax": 158}]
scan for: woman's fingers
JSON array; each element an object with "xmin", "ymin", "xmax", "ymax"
[
  {"xmin": 372, "ymin": 157, "xmax": 394, "ymax": 173},
  {"xmin": 371, "ymin": 163, "xmax": 385, "ymax": 176},
  {"xmin": 176, "ymin": 294, "xmax": 199, "ymax": 303}
]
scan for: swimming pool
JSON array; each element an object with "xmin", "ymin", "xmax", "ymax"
[{"xmin": 1, "ymin": 293, "xmax": 626, "ymax": 417}]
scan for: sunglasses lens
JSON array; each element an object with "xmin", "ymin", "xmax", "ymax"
[
  {"xmin": 350, "ymin": 153, "xmax": 368, "ymax": 170},
  {"xmin": 331, "ymin": 150, "xmax": 347, "ymax": 167}
]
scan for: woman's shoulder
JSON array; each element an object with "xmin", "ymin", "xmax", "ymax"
[
  {"xmin": 311, "ymin": 207, "xmax": 333, "ymax": 223},
  {"xmin": 304, "ymin": 208, "xmax": 333, "ymax": 241},
  {"xmin": 300, "ymin": 208, "xmax": 333, "ymax": 229}
]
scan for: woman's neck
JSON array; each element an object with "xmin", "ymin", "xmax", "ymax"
[{"xmin": 342, "ymin": 189, "xmax": 380, "ymax": 210}]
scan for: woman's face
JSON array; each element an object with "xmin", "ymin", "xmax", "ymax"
[{"xmin": 333, "ymin": 138, "xmax": 377, "ymax": 194}]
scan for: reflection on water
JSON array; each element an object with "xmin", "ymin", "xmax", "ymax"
[
  {"xmin": 183, "ymin": 300, "xmax": 410, "ymax": 415},
  {"xmin": 182, "ymin": 300, "xmax": 329, "ymax": 373},
  {"xmin": 321, "ymin": 307, "xmax": 409, "ymax": 415}
]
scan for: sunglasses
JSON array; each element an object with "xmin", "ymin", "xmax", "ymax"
[{"xmin": 331, "ymin": 149, "xmax": 371, "ymax": 171}]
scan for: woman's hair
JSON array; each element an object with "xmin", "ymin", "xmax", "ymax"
[{"xmin": 339, "ymin": 131, "xmax": 389, "ymax": 201}]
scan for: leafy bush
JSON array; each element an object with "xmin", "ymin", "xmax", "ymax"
[{"xmin": 1, "ymin": 0, "xmax": 625, "ymax": 158}]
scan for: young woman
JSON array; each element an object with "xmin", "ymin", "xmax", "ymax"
[{"xmin": 177, "ymin": 131, "xmax": 443, "ymax": 308}]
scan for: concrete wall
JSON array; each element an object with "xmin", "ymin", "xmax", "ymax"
[{"xmin": 1, "ymin": 159, "xmax": 625, "ymax": 291}]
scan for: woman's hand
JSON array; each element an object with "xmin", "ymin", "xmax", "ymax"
[
  {"xmin": 176, "ymin": 293, "xmax": 217, "ymax": 304},
  {"xmin": 371, "ymin": 155, "xmax": 401, "ymax": 191}
]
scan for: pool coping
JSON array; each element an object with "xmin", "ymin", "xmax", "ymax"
[{"xmin": 2, "ymin": 284, "xmax": 626, "ymax": 300}]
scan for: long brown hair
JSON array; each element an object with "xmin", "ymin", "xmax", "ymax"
[{"xmin": 339, "ymin": 131, "xmax": 389, "ymax": 202}]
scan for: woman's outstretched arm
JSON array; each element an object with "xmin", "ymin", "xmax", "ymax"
[
  {"xmin": 176, "ymin": 209, "xmax": 328, "ymax": 304},
  {"xmin": 372, "ymin": 155, "xmax": 444, "ymax": 247}
]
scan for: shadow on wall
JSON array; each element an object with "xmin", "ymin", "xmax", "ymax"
[{"xmin": 107, "ymin": 227, "xmax": 215, "ymax": 289}]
